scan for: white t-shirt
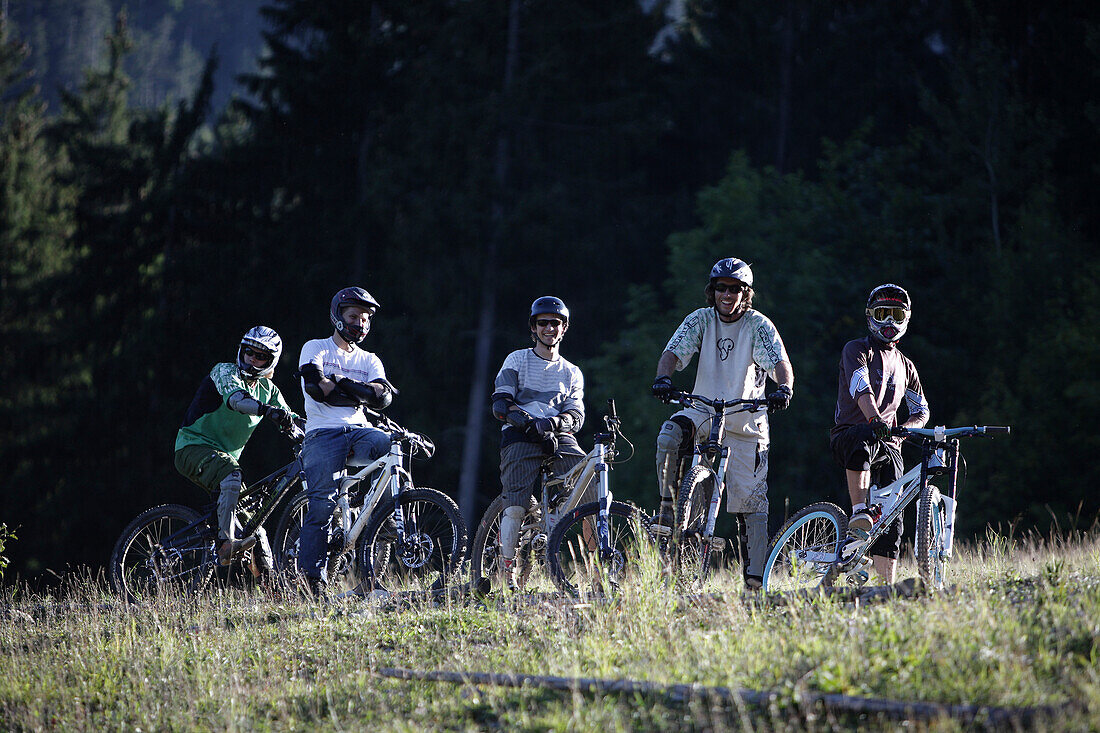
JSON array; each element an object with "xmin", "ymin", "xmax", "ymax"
[
  {"xmin": 298, "ymin": 337, "xmax": 388, "ymax": 432},
  {"xmin": 664, "ymin": 307, "xmax": 788, "ymax": 440}
]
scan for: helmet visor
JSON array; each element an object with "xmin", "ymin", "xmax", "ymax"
[{"xmin": 869, "ymin": 306, "xmax": 908, "ymax": 323}]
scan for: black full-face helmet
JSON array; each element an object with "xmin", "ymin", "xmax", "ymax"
[
  {"xmin": 865, "ymin": 283, "xmax": 911, "ymax": 344},
  {"xmin": 238, "ymin": 326, "xmax": 282, "ymax": 379},
  {"xmin": 528, "ymin": 296, "xmax": 570, "ymax": 328},
  {"xmin": 330, "ymin": 286, "xmax": 380, "ymax": 345}
]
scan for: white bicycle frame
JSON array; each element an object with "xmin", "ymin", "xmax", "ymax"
[
  {"xmin": 540, "ymin": 440, "xmax": 613, "ymax": 537},
  {"xmin": 329, "ymin": 435, "xmax": 418, "ymax": 561}
]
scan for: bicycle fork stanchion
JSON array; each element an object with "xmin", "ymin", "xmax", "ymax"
[{"xmin": 594, "ymin": 443, "xmax": 612, "ymax": 556}]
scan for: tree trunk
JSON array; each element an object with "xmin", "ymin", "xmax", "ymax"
[{"xmin": 457, "ymin": 0, "xmax": 520, "ymax": 528}]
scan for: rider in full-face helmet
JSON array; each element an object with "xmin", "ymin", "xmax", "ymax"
[
  {"xmin": 650, "ymin": 258, "xmax": 795, "ymax": 590},
  {"xmin": 295, "ymin": 287, "xmax": 400, "ymax": 598},
  {"xmin": 175, "ymin": 326, "xmax": 302, "ymax": 578},
  {"xmin": 831, "ymin": 283, "xmax": 930, "ymax": 584},
  {"xmin": 488, "ymin": 296, "xmax": 587, "ymax": 592}
]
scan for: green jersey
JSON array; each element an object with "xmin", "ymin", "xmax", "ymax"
[{"xmin": 174, "ymin": 362, "xmax": 293, "ymax": 460}]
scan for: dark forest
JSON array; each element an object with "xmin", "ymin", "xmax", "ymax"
[{"xmin": 2, "ymin": 0, "xmax": 1098, "ymax": 581}]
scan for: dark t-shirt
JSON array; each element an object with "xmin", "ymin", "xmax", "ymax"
[{"xmin": 832, "ymin": 337, "xmax": 928, "ymax": 436}]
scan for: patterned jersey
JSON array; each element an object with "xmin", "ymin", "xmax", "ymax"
[
  {"xmin": 664, "ymin": 307, "xmax": 789, "ymax": 440},
  {"xmin": 493, "ymin": 348, "xmax": 585, "ymax": 432},
  {"xmin": 174, "ymin": 362, "xmax": 293, "ymax": 460},
  {"xmin": 299, "ymin": 337, "xmax": 388, "ymax": 432},
  {"xmin": 833, "ymin": 336, "xmax": 929, "ymax": 433}
]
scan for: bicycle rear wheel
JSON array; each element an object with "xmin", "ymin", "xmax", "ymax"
[
  {"xmin": 547, "ymin": 500, "xmax": 648, "ymax": 597},
  {"xmin": 676, "ymin": 465, "xmax": 717, "ymax": 585},
  {"xmin": 762, "ymin": 502, "xmax": 847, "ymax": 593},
  {"xmin": 356, "ymin": 488, "xmax": 467, "ymax": 593},
  {"xmin": 109, "ymin": 504, "xmax": 215, "ymax": 603},
  {"xmin": 916, "ymin": 484, "xmax": 948, "ymax": 590},
  {"xmin": 469, "ymin": 495, "xmax": 543, "ymax": 592}
]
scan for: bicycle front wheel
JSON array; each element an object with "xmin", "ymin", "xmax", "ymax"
[
  {"xmin": 916, "ymin": 484, "xmax": 948, "ymax": 590},
  {"xmin": 109, "ymin": 504, "xmax": 215, "ymax": 603},
  {"xmin": 762, "ymin": 502, "xmax": 847, "ymax": 593},
  {"xmin": 547, "ymin": 500, "xmax": 648, "ymax": 597},
  {"xmin": 356, "ymin": 488, "xmax": 467, "ymax": 593},
  {"xmin": 676, "ymin": 465, "xmax": 717, "ymax": 585}
]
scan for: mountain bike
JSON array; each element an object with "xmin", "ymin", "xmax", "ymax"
[
  {"xmin": 273, "ymin": 408, "xmax": 467, "ymax": 594},
  {"xmin": 545, "ymin": 400, "xmax": 653, "ymax": 596},
  {"xmin": 109, "ymin": 428, "xmax": 306, "ymax": 603},
  {"xmin": 470, "ymin": 400, "xmax": 650, "ymax": 595},
  {"xmin": 762, "ymin": 424, "xmax": 1011, "ymax": 593},
  {"xmin": 662, "ymin": 391, "xmax": 771, "ymax": 587}
]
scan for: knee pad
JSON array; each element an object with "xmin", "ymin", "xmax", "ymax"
[
  {"xmin": 742, "ymin": 511, "xmax": 769, "ymax": 578},
  {"xmin": 655, "ymin": 417, "xmax": 695, "ymax": 499},
  {"xmin": 217, "ymin": 471, "xmax": 243, "ymax": 540},
  {"xmin": 499, "ymin": 505, "xmax": 527, "ymax": 560}
]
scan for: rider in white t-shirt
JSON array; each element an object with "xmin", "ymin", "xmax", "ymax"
[
  {"xmin": 296, "ymin": 287, "xmax": 398, "ymax": 597},
  {"xmin": 651, "ymin": 258, "xmax": 794, "ymax": 589}
]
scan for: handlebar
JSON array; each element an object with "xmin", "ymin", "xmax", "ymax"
[
  {"xmin": 892, "ymin": 425, "xmax": 1011, "ymax": 440},
  {"xmin": 671, "ymin": 391, "xmax": 769, "ymax": 413}
]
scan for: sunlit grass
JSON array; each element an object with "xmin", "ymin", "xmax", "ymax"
[{"xmin": 2, "ymin": 527, "xmax": 1099, "ymax": 730}]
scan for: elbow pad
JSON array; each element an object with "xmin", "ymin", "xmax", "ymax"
[
  {"xmin": 227, "ymin": 390, "xmax": 264, "ymax": 416},
  {"xmin": 299, "ymin": 363, "xmax": 357, "ymax": 406},
  {"xmin": 367, "ymin": 379, "xmax": 394, "ymax": 409},
  {"xmin": 557, "ymin": 410, "xmax": 581, "ymax": 434},
  {"xmin": 335, "ymin": 377, "xmax": 392, "ymax": 409},
  {"xmin": 491, "ymin": 392, "xmax": 514, "ymax": 422}
]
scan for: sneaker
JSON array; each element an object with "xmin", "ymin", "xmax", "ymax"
[
  {"xmin": 744, "ymin": 575, "xmax": 763, "ymax": 591},
  {"xmin": 848, "ymin": 510, "xmax": 874, "ymax": 535},
  {"xmin": 651, "ymin": 503, "xmax": 675, "ymax": 537},
  {"xmin": 218, "ymin": 535, "xmax": 257, "ymax": 567}
]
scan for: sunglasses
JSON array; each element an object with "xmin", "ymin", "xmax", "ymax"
[
  {"xmin": 242, "ymin": 347, "xmax": 273, "ymax": 363},
  {"xmin": 869, "ymin": 306, "xmax": 908, "ymax": 322},
  {"xmin": 535, "ymin": 319, "xmax": 563, "ymax": 328},
  {"xmin": 712, "ymin": 282, "xmax": 745, "ymax": 294}
]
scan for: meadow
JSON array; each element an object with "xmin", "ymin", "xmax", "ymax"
[{"xmin": 1, "ymin": 527, "xmax": 1097, "ymax": 731}]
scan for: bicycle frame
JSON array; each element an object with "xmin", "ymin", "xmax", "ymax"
[{"xmin": 326, "ymin": 420, "xmax": 431, "ymax": 561}]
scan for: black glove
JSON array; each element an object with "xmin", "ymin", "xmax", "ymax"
[
  {"xmin": 766, "ymin": 384, "xmax": 792, "ymax": 413},
  {"xmin": 652, "ymin": 375, "xmax": 674, "ymax": 402},
  {"xmin": 259, "ymin": 404, "xmax": 294, "ymax": 430},
  {"xmin": 539, "ymin": 432, "xmax": 559, "ymax": 456},
  {"xmin": 869, "ymin": 417, "xmax": 890, "ymax": 441}
]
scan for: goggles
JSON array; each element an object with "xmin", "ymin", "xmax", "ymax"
[{"xmin": 868, "ymin": 305, "xmax": 909, "ymax": 323}]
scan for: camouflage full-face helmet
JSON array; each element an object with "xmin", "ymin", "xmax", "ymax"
[{"xmin": 238, "ymin": 326, "xmax": 282, "ymax": 379}]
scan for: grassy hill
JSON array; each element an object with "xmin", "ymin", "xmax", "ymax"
[{"xmin": 2, "ymin": 528, "xmax": 1097, "ymax": 730}]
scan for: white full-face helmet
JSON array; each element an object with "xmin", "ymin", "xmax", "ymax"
[{"xmin": 865, "ymin": 284, "xmax": 911, "ymax": 345}]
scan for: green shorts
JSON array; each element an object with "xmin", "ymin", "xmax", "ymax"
[{"xmin": 174, "ymin": 445, "xmax": 239, "ymax": 494}]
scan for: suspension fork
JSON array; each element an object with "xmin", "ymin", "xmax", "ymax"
[
  {"xmin": 593, "ymin": 442, "xmax": 612, "ymax": 554},
  {"xmin": 386, "ymin": 440, "xmax": 408, "ymax": 541},
  {"xmin": 942, "ymin": 439, "xmax": 961, "ymax": 555}
]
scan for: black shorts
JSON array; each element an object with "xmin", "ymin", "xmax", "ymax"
[{"xmin": 830, "ymin": 425, "xmax": 905, "ymax": 560}]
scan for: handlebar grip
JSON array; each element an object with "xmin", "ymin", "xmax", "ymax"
[
  {"xmin": 607, "ymin": 398, "xmax": 618, "ymax": 420},
  {"xmin": 984, "ymin": 426, "xmax": 1011, "ymax": 435}
]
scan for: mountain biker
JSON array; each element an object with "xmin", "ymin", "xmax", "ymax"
[
  {"xmin": 490, "ymin": 296, "xmax": 586, "ymax": 592},
  {"xmin": 174, "ymin": 326, "xmax": 302, "ymax": 578},
  {"xmin": 832, "ymin": 283, "xmax": 929, "ymax": 584},
  {"xmin": 651, "ymin": 258, "xmax": 794, "ymax": 589},
  {"xmin": 296, "ymin": 286, "xmax": 399, "ymax": 598}
]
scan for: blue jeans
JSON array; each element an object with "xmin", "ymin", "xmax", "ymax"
[{"xmin": 298, "ymin": 426, "xmax": 391, "ymax": 582}]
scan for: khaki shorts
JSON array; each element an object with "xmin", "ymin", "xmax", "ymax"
[
  {"xmin": 721, "ymin": 436, "xmax": 769, "ymax": 514},
  {"xmin": 174, "ymin": 445, "xmax": 239, "ymax": 494}
]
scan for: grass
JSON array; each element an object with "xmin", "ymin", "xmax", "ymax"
[{"xmin": 1, "ymin": 529, "xmax": 1098, "ymax": 731}]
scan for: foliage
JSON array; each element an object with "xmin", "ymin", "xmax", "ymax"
[{"xmin": 0, "ymin": 524, "xmax": 15, "ymax": 580}]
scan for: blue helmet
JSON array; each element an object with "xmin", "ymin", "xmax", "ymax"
[
  {"xmin": 709, "ymin": 257, "xmax": 754, "ymax": 288},
  {"xmin": 528, "ymin": 296, "xmax": 570, "ymax": 327}
]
